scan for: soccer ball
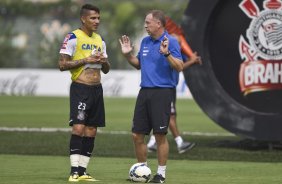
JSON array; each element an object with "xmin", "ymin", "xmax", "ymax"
[{"xmin": 129, "ymin": 163, "xmax": 151, "ymax": 182}]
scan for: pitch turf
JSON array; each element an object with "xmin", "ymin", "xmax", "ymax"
[
  {"xmin": 1, "ymin": 96, "xmax": 282, "ymax": 183},
  {"xmin": 1, "ymin": 154, "xmax": 282, "ymax": 184},
  {"xmin": 0, "ymin": 95, "xmax": 225, "ymax": 133}
]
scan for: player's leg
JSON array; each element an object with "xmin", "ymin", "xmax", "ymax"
[
  {"xmin": 76, "ymin": 126, "xmax": 97, "ymax": 181},
  {"xmin": 169, "ymin": 111, "xmax": 181, "ymax": 139},
  {"xmin": 69, "ymin": 124, "xmax": 85, "ymax": 182},
  {"xmin": 68, "ymin": 82, "xmax": 88, "ymax": 182},
  {"xmin": 170, "ymin": 115, "xmax": 195, "ymax": 154},
  {"xmin": 147, "ymin": 135, "xmax": 157, "ymax": 152},
  {"xmin": 170, "ymin": 89, "xmax": 196, "ymax": 154},
  {"xmin": 169, "ymin": 89, "xmax": 182, "ymax": 140},
  {"xmin": 78, "ymin": 84, "xmax": 104, "ymax": 181}
]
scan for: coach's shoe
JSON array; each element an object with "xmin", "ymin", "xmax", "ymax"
[
  {"xmin": 68, "ymin": 172, "xmax": 79, "ymax": 182},
  {"xmin": 147, "ymin": 143, "xmax": 157, "ymax": 152},
  {"xmin": 178, "ymin": 142, "xmax": 196, "ymax": 154},
  {"xmin": 149, "ymin": 174, "xmax": 165, "ymax": 183},
  {"xmin": 78, "ymin": 172, "xmax": 99, "ymax": 182}
]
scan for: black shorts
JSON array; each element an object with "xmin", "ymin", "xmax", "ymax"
[
  {"xmin": 170, "ymin": 88, "xmax": 176, "ymax": 115},
  {"xmin": 69, "ymin": 82, "xmax": 105, "ymax": 127},
  {"xmin": 132, "ymin": 88, "xmax": 173, "ymax": 135}
]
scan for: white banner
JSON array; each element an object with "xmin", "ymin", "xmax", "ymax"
[{"xmin": 0, "ymin": 69, "xmax": 192, "ymax": 98}]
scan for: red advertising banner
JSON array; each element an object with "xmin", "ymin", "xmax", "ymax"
[{"xmin": 239, "ymin": 60, "xmax": 282, "ymax": 95}]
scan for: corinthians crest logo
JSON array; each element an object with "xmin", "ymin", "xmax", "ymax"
[{"xmin": 239, "ymin": 0, "xmax": 282, "ymax": 95}]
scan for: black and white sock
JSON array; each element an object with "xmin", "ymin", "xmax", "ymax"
[
  {"xmin": 78, "ymin": 136, "xmax": 95, "ymax": 175},
  {"xmin": 69, "ymin": 134, "xmax": 83, "ymax": 174}
]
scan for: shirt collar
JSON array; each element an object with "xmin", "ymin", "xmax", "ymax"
[{"xmin": 150, "ymin": 31, "xmax": 168, "ymax": 42}]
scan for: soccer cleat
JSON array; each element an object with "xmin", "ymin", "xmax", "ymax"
[
  {"xmin": 147, "ymin": 143, "xmax": 157, "ymax": 152},
  {"xmin": 149, "ymin": 174, "xmax": 165, "ymax": 183},
  {"xmin": 178, "ymin": 142, "xmax": 196, "ymax": 154},
  {"xmin": 68, "ymin": 172, "xmax": 79, "ymax": 182},
  {"xmin": 78, "ymin": 172, "xmax": 99, "ymax": 182}
]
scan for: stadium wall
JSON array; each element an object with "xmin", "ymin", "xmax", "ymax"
[{"xmin": 0, "ymin": 69, "xmax": 192, "ymax": 98}]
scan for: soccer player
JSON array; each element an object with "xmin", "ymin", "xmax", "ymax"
[
  {"xmin": 58, "ymin": 4, "xmax": 110, "ymax": 182},
  {"xmin": 119, "ymin": 10, "xmax": 183, "ymax": 183}
]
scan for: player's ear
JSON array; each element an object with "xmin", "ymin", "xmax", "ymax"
[{"xmin": 81, "ymin": 16, "xmax": 86, "ymax": 24}]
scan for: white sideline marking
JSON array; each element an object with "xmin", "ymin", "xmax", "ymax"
[{"xmin": 0, "ymin": 127, "xmax": 234, "ymax": 137}]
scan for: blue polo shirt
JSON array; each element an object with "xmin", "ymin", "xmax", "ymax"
[{"xmin": 137, "ymin": 31, "xmax": 183, "ymax": 88}]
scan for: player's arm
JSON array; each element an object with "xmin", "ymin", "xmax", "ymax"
[
  {"xmin": 58, "ymin": 54, "xmax": 102, "ymax": 71},
  {"xmin": 119, "ymin": 35, "xmax": 140, "ymax": 70},
  {"xmin": 100, "ymin": 40, "xmax": 110, "ymax": 74},
  {"xmin": 58, "ymin": 54, "xmax": 86, "ymax": 71},
  {"xmin": 101, "ymin": 58, "xmax": 110, "ymax": 74},
  {"xmin": 58, "ymin": 33, "xmax": 91, "ymax": 71},
  {"xmin": 183, "ymin": 52, "xmax": 202, "ymax": 69}
]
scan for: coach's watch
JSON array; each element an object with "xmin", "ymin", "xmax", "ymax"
[{"xmin": 164, "ymin": 51, "xmax": 171, "ymax": 57}]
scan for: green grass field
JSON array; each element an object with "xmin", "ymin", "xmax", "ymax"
[
  {"xmin": 1, "ymin": 96, "xmax": 282, "ymax": 183},
  {"xmin": 2, "ymin": 154, "xmax": 282, "ymax": 184},
  {"xmin": 0, "ymin": 96, "xmax": 225, "ymax": 133}
]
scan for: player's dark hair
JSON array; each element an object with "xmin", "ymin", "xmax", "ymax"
[
  {"xmin": 147, "ymin": 10, "xmax": 166, "ymax": 27},
  {"xmin": 80, "ymin": 4, "xmax": 100, "ymax": 16}
]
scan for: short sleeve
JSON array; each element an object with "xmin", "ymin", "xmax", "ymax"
[
  {"xmin": 168, "ymin": 36, "xmax": 183, "ymax": 61},
  {"xmin": 59, "ymin": 33, "xmax": 77, "ymax": 56},
  {"xmin": 102, "ymin": 40, "xmax": 108, "ymax": 58}
]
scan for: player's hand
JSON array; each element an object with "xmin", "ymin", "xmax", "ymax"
[
  {"xmin": 190, "ymin": 52, "xmax": 202, "ymax": 65},
  {"xmin": 84, "ymin": 52, "xmax": 101, "ymax": 64},
  {"xmin": 119, "ymin": 35, "xmax": 133, "ymax": 56},
  {"xmin": 160, "ymin": 35, "xmax": 169, "ymax": 54},
  {"xmin": 99, "ymin": 54, "xmax": 108, "ymax": 64}
]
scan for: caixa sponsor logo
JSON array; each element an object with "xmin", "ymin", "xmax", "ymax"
[
  {"xmin": 81, "ymin": 44, "xmax": 101, "ymax": 51},
  {"xmin": 239, "ymin": 0, "xmax": 282, "ymax": 95}
]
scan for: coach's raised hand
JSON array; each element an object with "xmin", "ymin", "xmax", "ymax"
[
  {"xmin": 119, "ymin": 35, "xmax": 133, "ymax": 56},
  {"xmin": 119, "ymin": 35, "xmax": 140, "ymax": 69},
  {"xmin": 160, "ymin": 35, "xmax": 169, "ymax": 55}
]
